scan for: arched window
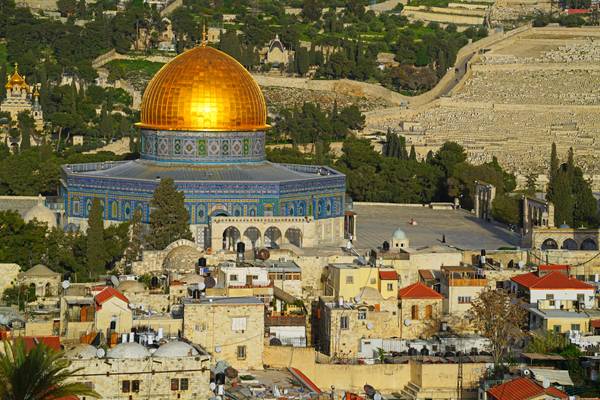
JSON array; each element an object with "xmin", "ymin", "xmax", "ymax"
[
  {"xmin": 411, "ymin": 305, "xmax": 419, "ymax": 320},
  {"xmin": 581, "ymin": 238, "xmax": 598, "ymax": 251},
  {"xmin": 111, "ymin": 201, "xmax": 119, "ymax": 219},
  {"xmin": 541, "ymin": 238, "xmax": 558, "ymax": 250}
]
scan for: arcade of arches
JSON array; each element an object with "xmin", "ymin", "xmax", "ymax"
[
  {"xmin": 533, "ymin": 227, "xmax": 600, "ymax": 251},
  {"xmin": 222, "ymin": 225, "xmax": 304, "ymax": 251}
]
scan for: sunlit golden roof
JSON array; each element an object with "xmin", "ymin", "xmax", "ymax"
[
  {"xmin": 137, "ymin": 46, "xmax": 268, "ymax": 132},
  {"xmin": 5, "ymin": 63, "xmax": 29, "ymax": 91}
]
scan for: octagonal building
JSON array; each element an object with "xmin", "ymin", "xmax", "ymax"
[{"xmin": 60, "ymin": 44, "xmax": 347, "ymax": 250}]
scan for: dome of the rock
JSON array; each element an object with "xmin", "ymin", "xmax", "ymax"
[{"xmin": 138, "ymin": 46, "xmax": 268, "ymax": 132}]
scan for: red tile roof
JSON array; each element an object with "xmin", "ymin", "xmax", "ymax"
[
  {"xmin": 511, "ymin": 271, "xmax": 594, "ymax": 290},
  {"xmin": 487, "ymin": 377, "xmax": 568, "ymax": 400},
  {"xmin": 21, "ymin": 336, "xmax": 61, "ymax": 352},
  {"xmin": 379, "ymin": 270, "xmax": 399, "ymax": 280},
  {"xmin": 398, "ymin": 282, "xmax": 443, "ymax": 299},
  {"xmin": 591, "ymin": 319, "xmax": 600, "ymax": 329},
  {"xmin": 94, "ymin": 287, "xmax": 129, "ymax": 307},
  {"xmin": 419, "ymin": 269, "xmax": 435, "ymax": 280}
]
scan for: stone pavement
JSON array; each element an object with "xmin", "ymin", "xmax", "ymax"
[{"xmin": 353, "ymin": 203, "xmax": 520, "ymax": 251}]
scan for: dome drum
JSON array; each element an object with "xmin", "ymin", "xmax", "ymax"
[{"xmin": 140, "ymin": 129, "xmax": 266, "ymax": 164}]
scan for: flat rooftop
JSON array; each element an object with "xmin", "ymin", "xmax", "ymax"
[
  {"xmin": 182, "ymin": 296, "xmax": 264, "ymax": 305},
  {"xmin": 353, "ymin": 203, "xmax": 520, "ymax": 250}
]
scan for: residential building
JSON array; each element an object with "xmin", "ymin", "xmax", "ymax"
[
  {"xmin": 439, "ymin": 266, "xmax": 487, "ymax": 314},
  {"xmin": 323, "ymin": 263, "xmax": 398, "ymax": 302},
  {"xmin": 17, "ymin": 264, "xmax": 61, "ymax": 298},
  {"xmin": 486, "ymin": 377, "xmax": 568, "ymax": 400},
  {"xmin": 398, "ymin": 282, "xmax": 443, "ymax": 339},
  {"xmin": 182, "ymin": 296, "xmax": 265, "ymax": 370}
]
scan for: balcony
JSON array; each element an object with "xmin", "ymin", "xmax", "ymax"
[{"xmin": 447, "ymin": 278, "xmax": 488, "ymax": 287}]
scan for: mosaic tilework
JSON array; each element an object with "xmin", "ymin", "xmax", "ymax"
[{"xmin": 141, "ymin": 130, "xmax": 266, "ymax": 164}]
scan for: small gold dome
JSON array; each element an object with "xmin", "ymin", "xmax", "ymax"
[{"xmin": 138, "ymin": 46, "xmax": 268, "ymax": 132}]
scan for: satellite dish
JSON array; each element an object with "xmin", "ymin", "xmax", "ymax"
[
  {"xmin": 61, "ymin": 280, "xmax": 71, "ymax": 290},
  {"xmin": 542, "ymin": 378, "xmax": 550, "ymax": 389},
  {"xmin": 197, "ymin": 282, "xmax": 206, "ymax": 291},
  {"xmin": 96, "ymin": 348, "xmax": 106, "ymax": 358},
  {"xmin": 522, "ymin": 369, "xmax": 531, "ymax": 376},
  {"xmin": 214, "ymin": 346, "xmax": 222, "ymax": 353},
  {"xmin": 256, "ymin": 248, "xmax": 270, "ymax": 260},
  {"xmin": 366, "ymin": 322, "xmax": 374, "ymax": 330},
  {"xmin": 269, "ymin": 337, "xmax": 282, "ymax": 346},
  {"xmin": 404, "ymin": 319, "xmax": 412, "ymax": 326},
  {"xmin": 110, "ymin": 275, "xmax": 120, "ymax": 287},
  {"xmin": 205, "ymin": 276, "xmax": 216, "ymax": 289},
  {"xmin": 374, "ymin": 393, "xmax": 382, "ymax": 400},
  {"xmin": 209, "ymin": 382, "xmax": 216, "ymax": 391}
]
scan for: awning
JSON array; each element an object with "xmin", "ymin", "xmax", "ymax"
[{"xmin": 529, "ymin": 368, "xmax": 574, "ymax": 386}]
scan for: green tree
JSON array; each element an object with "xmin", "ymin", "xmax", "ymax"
[
  {"xmin": 17, "ymin": 111, "xmax": 34, "ymax": 150},
  {"xmin": 148, "ymin": 178, "xmax": 192, "ymax": 250},
  {"xmin": 125, "ymin": 207, "xmax": 144, "ymax": 265},
  {"xmin": 2, "ymin": 284, "xmax": 36, "ymax": 311},
  {"xmin": 0, "ymin": 211, "xmax": 47, "ymax": 268},
  {"xmin": 547, "ymin": 142, "xmax": 558, "ymax": 201},
  {"xmin": 56, "ymin": 0, "xmax": 77, "ymax": 16},
  {"xmin": 86, "ymin": 198, "xmax": 107, "ymax": 278},
  {"xmin": 301, "ymin": 0, "xmax": 322, "ymax": 22},
  {"xmin": 433, "ymin": 141, "xmax": 466, "ymax": 177},
  {"xmin": 409, "ymin": 145, "xmax": 417, "ymax": 161},
  {"xmin": 0, "ymin": 339, "xmax": 100, "ymax": 400},
  {"xmin": 294, "ymin": 47, "xmax": 310, "ymax": 76}
]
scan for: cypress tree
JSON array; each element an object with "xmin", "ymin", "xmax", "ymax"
[
  {"xmin": 86, "ymin": 198, "xmax": 107, "ymax": 278},
  {"xmin": 409, "ymin": 145, "xmax": 417, "ymax": 161},
  {"xmin": 148, "ymin": 178, "xmax": 192, "ymax": 250},
  {"xmin": 399, "ymin": 135, "xmax": 408, "ymax": 160},
  {"xmin": 0, "ymin": 64, "xmax": 6, "ymax": 99},
  {"xmin": 547, "ymin": 142, "xmax": 558, "ymax": 200},
  {"xmin": 552, "ymin": 171, "xmax": 574, "ymax": 227},
  {"xmin": 125, "ymin": 207, "xmax": 143, "ymax": 266}
]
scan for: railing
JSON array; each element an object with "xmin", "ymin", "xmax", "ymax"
[
  {"xmin": 266, "ymin": 315, "xmax": 306, "ymax": 327},
  {"xmin": 447, "ymin": 278, "xmax": 488, "ymax": 287}
]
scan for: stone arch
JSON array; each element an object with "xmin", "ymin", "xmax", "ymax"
[
  {"xmin": 163, "ymin": 239, "xmax": 203, "ymax": 254},
  {"xmin": 284, "ymin": 227, "xmax": 303, "ymax": 248},
  {"xmin": 561, "ymin": 238, "xmax": 578, "ymax": 250},
  {"xmin": 223, "ymin": 226, "xmax": 241, "ymax": 251},
  {"xmin": 581, "ymin": 238, "xmax": 598, "ymax": 251},
  {"xmin": 541, "ymin": 238, "xmax": 558, "ymax": 250},
  {"xmin": 264, "ymin": 226, "xmax": 282, "ymax": 248},
  {"xmin": 162, "ymin": 243, "xmax": 203, "ymax": 271},
  {"xmin": 44, "ymin": 282, "xmax": 51, "ymax": 297},
  {"xmin": 243, "ymin": 227, "xmax": 262, "ymax": 249}
]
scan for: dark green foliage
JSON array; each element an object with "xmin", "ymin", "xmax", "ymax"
[
  {"xmin": 86, "ymin": 198, "xmax": 107, "ymax": 278},
  {"xmin": 492, "ymin": 195, "xmax": 520, "ymax": 225},
  {"xmin": 125, "ymin": 207, "xmax": 144, "ymax": 264},
  {"xmin": 547, "ymin": 145, "xmax": 597, "ymax": 227},
  {"xmin": 0, "ymin": 211, "xmax": 48, "ymax": 268},
  {"xmin": 148, "ymin": 178, "xmax": 192, "ymax": 250},
  {"xmin": 0, "ymin": 339, "xmax": 100, "ymax": 399},
  {"xmin": 2, "ymin": 284, "xmax": 36, "ymax": 310},
  {"xmin": 17, "ymin": 111, "xmax": 34, "ymax": 150}
]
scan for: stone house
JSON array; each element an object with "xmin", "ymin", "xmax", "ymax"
[
  {"xmin": 0, "ymin": 263, "xmax": 21, "ymax": 298},
  {"xmin": 182, "ymin": 296, "xmax": 265, "ymax": 370},
  {"xmin": 65, "ymin": 341, "xmax": 212, "ymax": 399},
  {"xmin": 18, "ymin": 264, "xmax": 61, "ymax": 298},
  {"xmin": 398, "ymin": 282, "xmax": 444, "ymax": 339},
  {"xmin": 93, "ymin": 287, "xmax": 133, "ymax": 340},
  {"xmin": 323, "ymin": 263, "xmax": 398, "ymax": 302},
  {"xmin": 315, "ymin": 288, "xmax": 401, "ymax": 358}
]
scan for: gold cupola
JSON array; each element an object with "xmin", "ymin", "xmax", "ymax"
[{"xmin": 137, "ymin": 46, "xmax": 268, "ymax": 132}]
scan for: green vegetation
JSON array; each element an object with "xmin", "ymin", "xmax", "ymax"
[
  {"xmin": 547, "ymin": 143, "xmax": 597, "ymax": 227},
  {"xmin": 148, "ymin": 178, "xmax": 193, "ymax": 250},
  {"xmin": 106, "ymin": 59, "xmax": 165, "ymax": 88},
  {"xmin": 2, "ymin": 285, "xmax": 37, "ymax": 311},
  {"xmin": 0, "ymin": 339, "xmax": 100, "ymax": 400}
]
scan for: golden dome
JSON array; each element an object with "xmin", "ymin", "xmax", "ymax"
[
  {"xmin": 138, "ymin": 46, "xmax": 268, "ymax": 132},
  {"xmin": 5, "ymin": 63, "xmax": 29, "ymax": 91}
]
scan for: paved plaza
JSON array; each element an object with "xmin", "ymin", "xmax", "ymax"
[{"xmin": 353, "ymin": 203, "xmax": 520, "ymax": 250}]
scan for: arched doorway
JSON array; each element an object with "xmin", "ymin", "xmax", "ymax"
[
  {"xmin": 223, "ymin": 226, "xmax": 241, "ymax": 251},
  {"xmin": 243, "ymin": 227, "xmax": 262, "ymax": 249},
  {"xmin": 581, "ymin": 238, "xmax": 598, "ymax": 250},
  {"xmin": 561, "ymin": 239, "xmax": 578, "ymax": 250},
  {"xmin": 264, "ymin": 227, "xmax": 282, "ymax": 249},
  {"xmin": 541, "ymin": 238, "xmax": 558, "ymax": 250},
  {"xmin": 285, "ymin": 228, "xmax": 302, "ymax": 247}
]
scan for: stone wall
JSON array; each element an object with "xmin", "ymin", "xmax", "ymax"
[{"xmin": 0, "ymin": 264, "xmax": 21, "ymax": 297}]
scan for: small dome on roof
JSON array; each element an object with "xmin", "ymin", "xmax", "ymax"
[
  {"xmin": 117, "ymin": 280, "xmax": 147, "ymax": 294},
  {"xmin": 24, "ymin": 198, "xmax": 56, "ymax": 229},
  {"xmin": 65, "ymin": 344, "xmax": 97, "ymax": 360},
  {"xmin": 559, "ymin": 223, "xmax": 570, "ymax": 229},
  {"xmin": 163, "ymin": 246, "xmax": 203, "ymax": 271},
  {"xmin": 392, "ymin": 228, "xmax": 407, "ymax": 240},
  {"xmin": 152, "ymin": 341, "xmax": 199, "ymax": 358},
  {"xmin": 107, "ymin": 342, "xmax": 150, "ymax": 359}
]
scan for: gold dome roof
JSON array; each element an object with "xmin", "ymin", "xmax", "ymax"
[{"xmin": 138, "ymin": 46, "xmax": 268, "ymax": 132}]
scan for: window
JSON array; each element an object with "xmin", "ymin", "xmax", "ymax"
[
  {"xmin": 358, "ymin": 310, "xmax": 367, "ymax": 320},
  {"xmin": 458, "ymin": 296, "xmax": 472, "ymax": 304},
  {"xmin": 237, "ymin": 345, "xmax": 246, "ymax": 360},
  {"xmin": 571, "ymin": 324, "xmax": 580, "ymax": 331},
  {"xmin": 231, "ymin": 317, "xmax": 247, "ymax": 332},
  {"xmin": 340, "ymin": 316, "xmax": 349, "ymax": 329},
  {"xmin": 230, "ymin": 274, "xmax": 238, "ymax": 282},
  {"xmin": 387, "ymin": 283, "xmax": 394, "ymax": 291},
  {"xmin": 180, "ymin": 378, "xmax": 189, "ymax": 391},
  {"xmin": 553, "ymin": 325, "xmax": 561, "ymax": 333},
  {"xmin": 546, "ymin": 294, "xmax": 554, "ymax": 300},
  {"xmin": 425, "ymin": 304, "xmax": 433, "ymax": 319},
  {"xmin": 122, "ymin": 380, "xmax": 139, "ymax": 393},
  {"xmin": 411, "ymin": 305, "xmax": 419, "ymax": 320},
  {"xmin": 171, "ymin": 379, "xmax": 179, "ymax": 391},
  {"xmin": 346, "ymin": 275, "xmax": 354, "ymax": 284}
]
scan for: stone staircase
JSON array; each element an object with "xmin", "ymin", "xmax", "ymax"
[{"xmin": 399, "ymin": 382, "xmax": 421, "ymax": 399}]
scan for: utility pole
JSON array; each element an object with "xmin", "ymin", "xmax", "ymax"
[{"xmin": 457, "ymin": 349, "xmax": 463, "ymax": 400}]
